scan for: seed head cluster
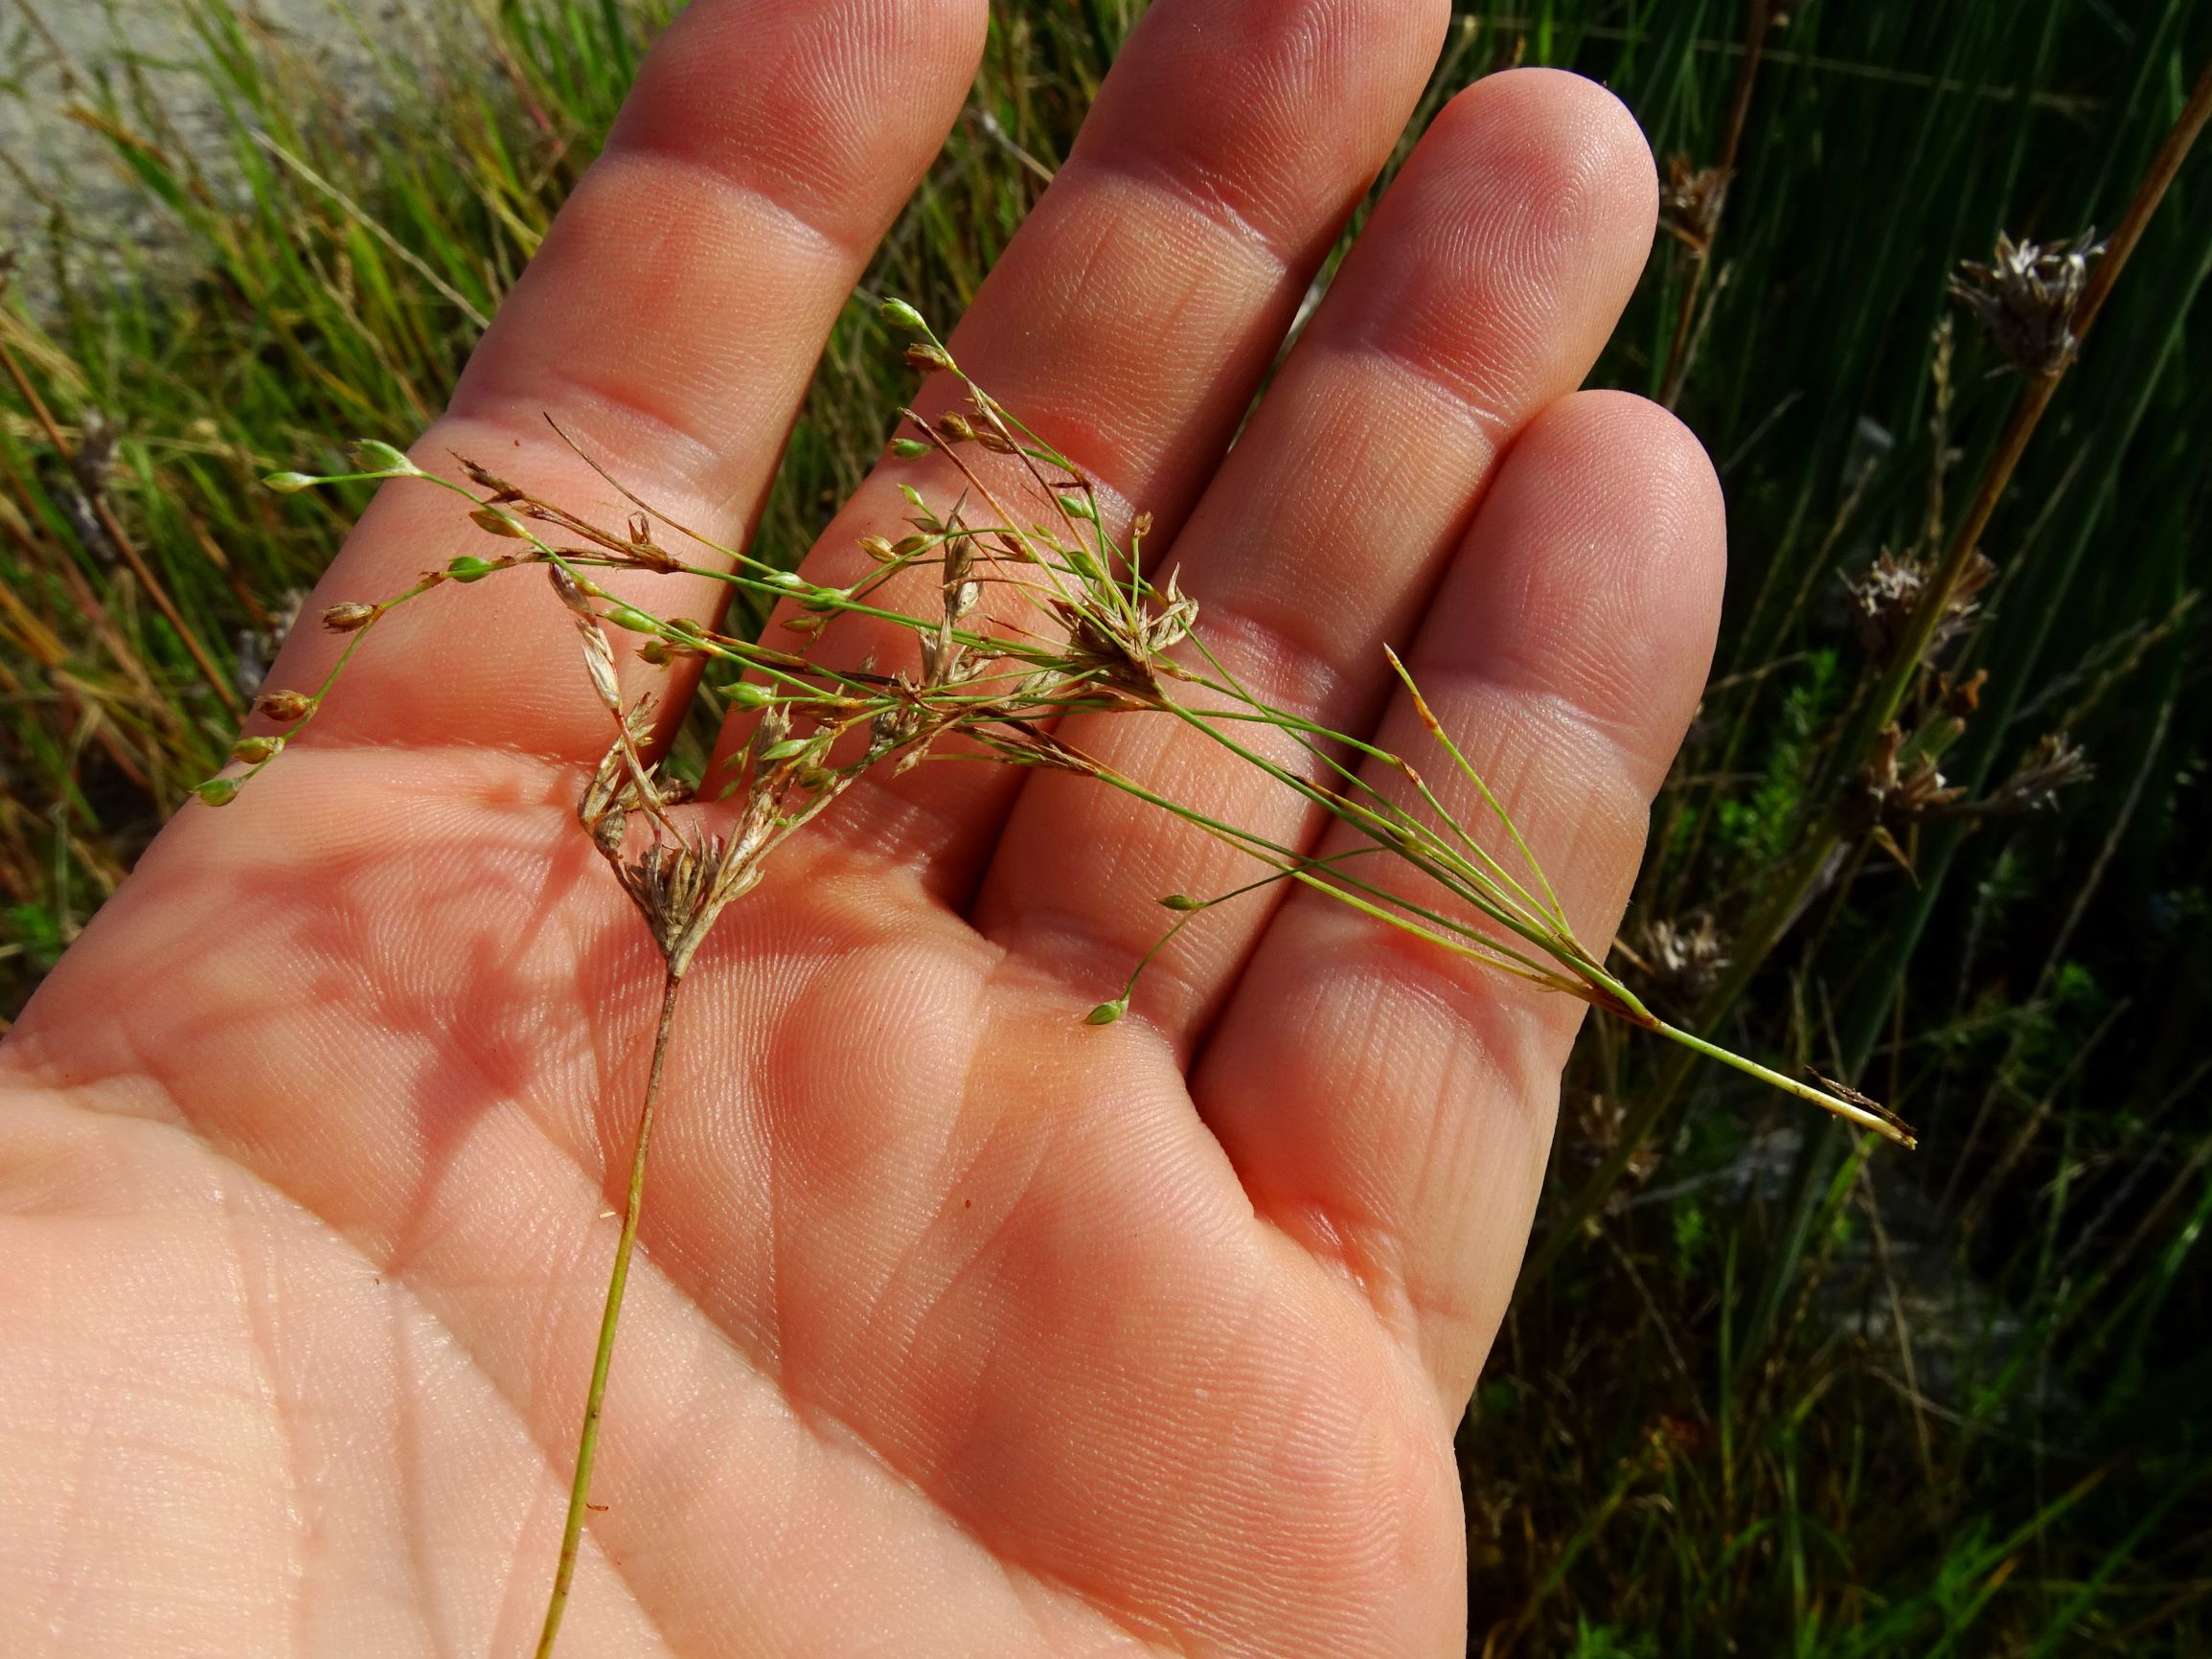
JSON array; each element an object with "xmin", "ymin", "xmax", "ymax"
[
  {"xmin": 1848, "ymin": 547, "xmax": 1996, "ymax": 663},
  {"xmin": 1950, "ymin": 231, "xmax": 2105, "ymax": 376}
]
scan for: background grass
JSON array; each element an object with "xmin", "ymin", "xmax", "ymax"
[{"xmin": 3, "ymin": 0, "xmax": 2209, "ymax": 1650}]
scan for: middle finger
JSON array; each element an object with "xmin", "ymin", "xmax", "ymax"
[
  {"xmin": 970, "ymin": 69, "xmax": 1660, "ymax": 1049},
  {"xmin": 707, "ymin": 0, "xmax": 1450, "ymax": 898}
]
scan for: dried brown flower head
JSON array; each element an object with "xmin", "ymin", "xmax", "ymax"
[
  {"xmin": 1950, "ymin": 230, "xmax": 2105, "ymax": 376},
  {"xmin": 254, "ymin": 689, "xmax": 312, "ymax": 722},
  {"xmin": 1659, "ymin": 156, "xmax": 1730, "ymax": 257},
  {"xmin": 1629, "ymin": 912, "xmax": 1731, "ymax": 1006},
  {"xmin": 608, "ymin": 837, "xmax": 763, "ymax": 976},
  {"xmin": 1052, "ymin": 570, "xmax": 1197, "ymax": 705},
  {"xmin": 915, "ymin": 394, "xmax": 1020, "ymax": 457},
  {"xmin": 1981, "ymin": 732, "xmax": 2094, "ymax": 814},
  {"xmin": 70, "ymin": 407, "xmax": 120, "ymax": 498},
  {"xmin": 576, "ymin": 690, "xmax": 850, "ymax": 978},
  {"xmin": 455, "ymin": 451, "xmax": 684, "ymax": 574},
  {"xmin": 1571, "ymin": 1093, "xmax": 1662, "ymax": 1201},
  {"xmin": 1847, "ymin": 547, "xmax": 1996, "ymax": 661},
  {"xmin": 1845, "ymin": 722, "xmax": 1968, "ymax": 865},
  {"xmin": 1939, "ymin": 668, "xmax": 1987, "ymax": 720}
]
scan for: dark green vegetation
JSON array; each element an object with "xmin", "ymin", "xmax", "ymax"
[{"xmin": 3, "ymin": 0, "xmax": 2208, "ymax": 1650}]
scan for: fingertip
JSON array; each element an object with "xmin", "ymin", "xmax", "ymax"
[
  {"xmin": 1072, "ymin": 0, "xmax": 1455, "ymax": 267},
  {"xmin": 1326, "ymin": 66, "xmax": 1659, "ymax": 423},
  {"xmin": 1445, "ymin": 66, "xmax": 1657, "ymax": 194},
  {"xmin": 1543, "ymin": 384, "xmax": 1725, "ymax": 531},
  {"xmin": 1431, "ymin": 65, "xmax": 1659, "ymax": 270},
  {"xmin": 1446, "ymin": 389, "xmax": 1724, "ymax": 796},
  {"xmin": 606, "ymin": 0, "xmax": 991, "ymax": 251},
  {"xmin": 1539, "ymin": 387, "xmax": 1726, "ymax": 641}
]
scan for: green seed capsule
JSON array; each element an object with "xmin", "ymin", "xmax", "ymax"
[
  {"xmin": 349, "ymin": 439, "xmax": 417, "ymax": 475},
  {"xmin": 879, "ymin": 297, "xmax": 928, "ymax": 333},
  {"xmin": 468, "ymin": 509, "xmax": 528, "ymax": 540}
]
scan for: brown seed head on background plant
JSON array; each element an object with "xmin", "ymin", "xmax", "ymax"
[
  {"xmin": 1569, "ymin": 1094, "xmax": 1661, "ymax": 1199},
  {"xmin": 1845, "ymin": 722, "xmax": 1969, "ymax": 850},
  {"xmin": 1846, "ymin": 547, "xmax": 1996, "ymax": 662},
  {"xmin": 1950, "ymin": 230, "xmax": 2105, "ymax": 375},
  {"xmin": 1980, "ymin": 732, "xmax": 2094, "ymax": 815},
  {"xmin": 1659, "ymin": 155, "xmax": 1730, "ymax": 257},
  {"xmin": 1627, "ymin": 912, "xmax": 1731, "ymax": 1007}
]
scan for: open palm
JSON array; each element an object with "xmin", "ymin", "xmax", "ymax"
[{"xmin": 0, "ymin": 1, "xmax": 1723, "ymax": 1653}]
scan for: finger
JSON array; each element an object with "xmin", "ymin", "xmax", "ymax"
[
  {"xmin": 709, "ymin": 0, "xmax": 1451, "ymax": 897},
  {"xmin": 265, "ymin": 0, "xmax": 988, "ymax": 757},
  {"xmin": 1197, "ymin": 392, "xmax": 1724, "ymax": 1412},
  {"xmin": 970, "ymin": 71, "xmax": 1659, "ymax": 1040}
]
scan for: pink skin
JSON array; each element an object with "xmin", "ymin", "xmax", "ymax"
[{"xmin": 0, "ymin": 1, "xmax": 1722, "ymax": 1653}]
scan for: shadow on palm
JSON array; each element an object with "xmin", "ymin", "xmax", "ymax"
[{"xmin": 24, "ymin": 739, "xmax": 1458, "ymax": 1649}]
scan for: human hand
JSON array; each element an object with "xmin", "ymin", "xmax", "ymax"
[{"xmin": 0, "ymin": 1, "xmax": 1722, "ymax": 1652}]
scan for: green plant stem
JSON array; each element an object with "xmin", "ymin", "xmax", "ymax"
[
  {"xmin": 1654, "ymin": 1020, "xmax": 1912, "ymax": 1146},
  {"xmin": 536, "ymin": 967, "xmax": 684, "ymax": 1659}
]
